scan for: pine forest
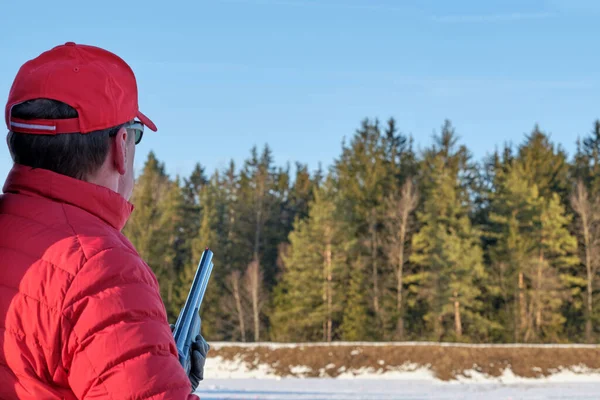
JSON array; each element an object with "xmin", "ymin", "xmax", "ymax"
[{"xmin": 124, "ymin": 118, "xmax": 600, "ymax": 344}]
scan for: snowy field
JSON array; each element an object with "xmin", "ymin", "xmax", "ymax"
[
  {"xmin": 195, "ymin": 378, "xmax": 600, "ymax": 400},
  {"xmin": 195, "ymin": 346, "xmax": 600, "ymax": 399}
]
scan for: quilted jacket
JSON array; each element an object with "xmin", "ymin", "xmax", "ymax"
[{"xmin": 0, "ymin": 164, "xmax": 198, "ymax": 399}]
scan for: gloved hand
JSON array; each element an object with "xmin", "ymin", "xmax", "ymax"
[
  {"xmin": 170, "ymin": 318, "xmax": 210, "ymax": 392},
  {"xmin": 190, "ymin": 333, "xmax": 210, "ymax": 389}
]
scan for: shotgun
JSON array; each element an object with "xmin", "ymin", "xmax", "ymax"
[{"xmin": 172, "ymin": 248, "xmax": 214, "ymax": 375}]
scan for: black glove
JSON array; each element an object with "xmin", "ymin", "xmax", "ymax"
[
  {"xmin": 190, "ymin": 333, "xmax": 210, "ymax": 389},
  {"xmin": 169, "ymin": 320, "xmax": 210, "ymax": 392}
]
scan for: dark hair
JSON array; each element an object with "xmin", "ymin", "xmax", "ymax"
[{"xmin": 7, "ymin": 99, "xmax": 126, "ymax": 180}]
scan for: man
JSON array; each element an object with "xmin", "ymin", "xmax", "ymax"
[{"xmin": 0, "ymin": 42, "xmax": 208, "ymax": 399}]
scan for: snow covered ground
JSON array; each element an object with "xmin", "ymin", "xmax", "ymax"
[
  {"xmin": 204, "ymin": 352, "xmax": 600, "ymax": 382},
  {"xmin": 195, "ymin": 378, "xmax": 600, "ymax": 400},
  {"xmin": 196, "ymin": 352, "xmax": 600, "ymax": 399}
]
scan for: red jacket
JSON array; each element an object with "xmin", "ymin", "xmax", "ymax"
[{"xmin": 0, "ymin": 165, "xmax": 198, "ymax": 400}]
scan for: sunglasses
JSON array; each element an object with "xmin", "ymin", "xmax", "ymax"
[
  {"xmin": 110, "ymin": 121, "xmax": 145, "ymax": 145},
  {"xmin": 126, "ymin": 121, "xmax": 144, "ymax": 145}
]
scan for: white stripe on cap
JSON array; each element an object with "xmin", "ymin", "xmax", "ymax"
[{"xmin": 10, "ymin": 121, "xmax": 56, "ymax": 131}]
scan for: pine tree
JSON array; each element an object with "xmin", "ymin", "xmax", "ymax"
[
  {"xmin": 409, "ymin": 122, "xmax": 490, "ymax": 341},
  {"xmin": 335, "ymin": 119, "xmax": 387, "ymax": 331},
  {"xmin": 334, "ymin": 118, "xmax": 411, "ymax": 338},
  {"xmin": 486, "ymin": 154, "xmax": 578, "ymax": 342},
  {"xmin": 474, "ymin": 148, "xmax": 513, "ymax": 342},
  {"xmin": 270, "ymin": 215, "xmax": 325, "ymax": 341},
  {"xmin": 486, "ymin": 159, "xmax": 541, "ymax": 341},
  {"xmin": 525, "ymin": 193, "xmax": 578, "ymax": 342},
  {"xmin": 270, "ymin": 178, "xmax": 349, "ymax": 342},
  {"xmin": 518, "ymin": 126, "xmax": 570, "ymax": 201}
]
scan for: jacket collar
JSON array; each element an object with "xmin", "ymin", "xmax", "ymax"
[{"xmin": 2, "ymin": 164, "xmax": 134, "ymax": 231}]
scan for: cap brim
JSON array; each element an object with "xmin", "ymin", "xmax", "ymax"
[{"xmin": 136, "ymin": 110, "xmax": 157, "ymax": 132}]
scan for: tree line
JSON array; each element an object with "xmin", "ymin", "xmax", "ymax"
[{"xmin": 123, "ymin": 118, "xmax": 600, "ymax": 344}]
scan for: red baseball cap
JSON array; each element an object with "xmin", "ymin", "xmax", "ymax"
[{"xmin": 5, "ymin": 42, "xmax": 157, "ymax": 135}]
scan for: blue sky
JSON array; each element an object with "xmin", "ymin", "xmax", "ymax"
[{"xmin": 1, "ymin": 0, "xmax": 600, "ymax": 182}]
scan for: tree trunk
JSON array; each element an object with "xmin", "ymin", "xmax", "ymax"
[
  {"xmin": 586, "ymin": 261, "xmax": 593, "ymax": 343},
  {"xmin": 251, "ymin": 169, "xmax": 267, "ymax": 343},
  {"xmin": 325, "ymin": 239, "xmax": 333, "ymax": 343},
  {"xmin": 396, "ymin": 209, "xmax": 407, "ymax": 339},
  {"xmin": 386, "ymin": 179, "xmax": 418, "ymax": 340},
  {"xmin": 535, "ymin": 253, "xmax": 543, "ymax": 332},
  {"xmin": 498, "ymin": 262, "xmax": 512, "ymax": 341},
  {"xmin": 571, "ymin": 181, "xmax": 596, "ymax": 343},
  {"xmin": 396, "ymin": 266, "xmax": 405, "ymax": 339},
  {"xmin": 245, "ymin": 260, "xmax": 261, "ymax": 342},
  {"xmin": 231, "ymin": 272, "xmax": 246, "ymax": 342},
  {"xmin": 252, "ymin": 263, "xmax": 260, "ymax": 342},
  {"xmin": 518, "ymin": 271, "xmax": 526, "ymax": 341},
  {"xmin": 225, "ymin": 204, "xmax": 245, "ymax": 342},
  {"xmin": 583, "ymin": 207, "xmax": 594, "ymax": 343},
  {"xmin": 454, "ymin": 292, "xmax": 462, "ymax": 338}
]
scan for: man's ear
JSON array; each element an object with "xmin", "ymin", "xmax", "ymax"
[{"xmin": 112, "ymin": 126, "xmax": 129, "ymax": 176}]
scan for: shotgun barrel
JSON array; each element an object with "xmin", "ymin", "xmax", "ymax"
[{"xmin": 173, "ymin": 248, "xmax": 214, "ymax": 374}]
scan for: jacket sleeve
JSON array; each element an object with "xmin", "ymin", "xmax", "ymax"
[{"xmin": 60, "ymin": 247, "xmax": 199, "ymax": 400}]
